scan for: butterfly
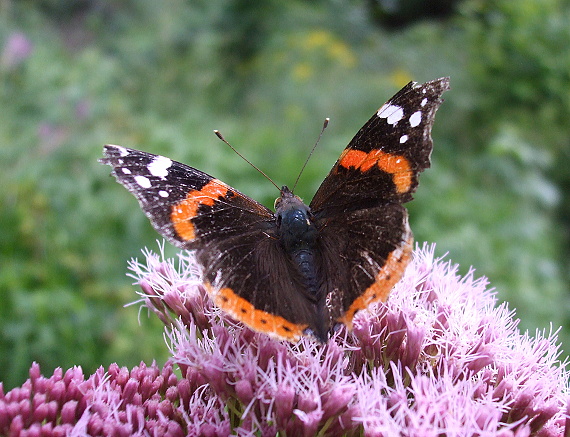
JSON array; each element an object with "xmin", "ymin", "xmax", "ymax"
[{"xmin": 100, "ymin": 77, "xmax": 449, "ymax": 342}]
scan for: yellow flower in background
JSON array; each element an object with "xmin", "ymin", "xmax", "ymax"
[
  {"xmin": 292, "ymin": 62, "xmax": 314, "ymax": 82},
  {"xmin": 290, "ymin": 30, "xmax": 357, "ymax": 82},
  {"xmin": 306, "ymin": 29, "xmax": 356, "ymax": 67},
  {"xmin": 389, "ymin": 69, "xmax": 414, "ymax": 87},
  {"xmin": 327, "ymin": 39, "xmax": 356, "ymax": 68},
  {"xmin": 305, "ymin": 30, "xmax": 331, "ymax": 48}
]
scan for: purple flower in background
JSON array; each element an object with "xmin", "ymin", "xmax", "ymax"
[
  {"xmin": 1, "ymin": 243, "xmax": 568, "ymax": 435},
  {"xmin": 37, "ymin": 122, "xmax": 69, "ymax": 154},
  {"xmin": 1, "ymin": 32, "xmax": 33, "ymax": 69}
]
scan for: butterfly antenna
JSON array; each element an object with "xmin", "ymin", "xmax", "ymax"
[
  {"xmin": 292, "ymin": 118, "xmax": 329, "ymax": 193},
  {"xmin": 213, "ymin": 130, "xmax": 281, "ymax": 191}
]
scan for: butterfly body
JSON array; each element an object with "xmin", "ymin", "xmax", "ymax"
[{"xmin": 101, "ymin": 78, "xmax": 450, "ymax": 342}]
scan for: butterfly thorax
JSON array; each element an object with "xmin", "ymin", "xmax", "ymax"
[{"xmin": 275, "ymin": 186, "xmax": 316, "ymax": 250}]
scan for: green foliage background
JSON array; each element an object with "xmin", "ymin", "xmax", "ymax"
[{"xmin": 1, "ymin": 0, "xmax": 569, "ymax": 389}]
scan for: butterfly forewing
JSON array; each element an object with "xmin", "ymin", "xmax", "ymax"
[
  {"xmin": 100, "ymin": 145, "xmax": 274, "ymax": 248},
  {"xmin": 310, "ymin": 78, "xmax": 450, "ymax": 215}
]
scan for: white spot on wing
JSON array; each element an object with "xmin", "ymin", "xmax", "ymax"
[
  {"xmin": 113, "ymin": 146, "xmax": 129, "ymax": 157},
  {"xmin": 135, "ymin": 175, "xmax": 152, "ymax": 188},
  {"xmin": 399, "ymin": 135, "xmax": 409, "ymax": 143},
  {"xmin": 158, "ymin": 190, "xmax": 169, "ymax": 197},
  {"xmin": 122, "ymin": 168, "xmax": 131, "ymax": 174},
  {"xmin": 148, "ymin": 156, "xmax": 172, "ymax": 178},
  {"xmin": 409, "ymin": 111, "xmax": 422, "ymax": 127},
  {"xmin": 378, "ymin": 103, "xmax": 404, "ymax": 125},
  {"xmin": 420, "ymin": 98, "xmax": 428, "ymax": 107}
]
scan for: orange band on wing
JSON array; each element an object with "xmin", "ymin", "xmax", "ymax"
[
  {"xmin": 338, "ymin": 149, "xmax": 413, "ymax": 193},
  {"xmin": 171, "ymin": 179, "xmax": 229, "ymax": 241},
  {"xmin": 338, "ymin": 149, "xmax": 368, "ymax": 169},
  {"xmin": 338, "ymin": 236, "xmax": 413, "ymax": 330},
  {"xmin": 205, "ymin": 283, "xmax": 308, "ymax": 342}
]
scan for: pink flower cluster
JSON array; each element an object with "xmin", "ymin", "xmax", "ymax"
[
  {"xmin": 1, "ymin": 244, "xmax": 568, "ymax": 436},
  {"xmin": 1, "ymin": 360, "xmax": 231, "ymax": 436},
  {"xmin": 1, "ymin": 32, "xmax": 33, "ymax": 70}
]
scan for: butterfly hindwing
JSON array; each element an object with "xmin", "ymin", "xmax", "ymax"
[{"xmin": 197, "ymin": 228, "xmax": 327, "ymax": 341}]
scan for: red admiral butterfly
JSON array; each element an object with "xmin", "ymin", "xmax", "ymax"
[{"xmin": 100, "ymin": 78, "xmax": 449, "ymax": 342}]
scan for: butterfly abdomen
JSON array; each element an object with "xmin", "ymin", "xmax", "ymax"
[{"xmin": 292, "ymin": 249, "xmax": 318, "ymax": 296}]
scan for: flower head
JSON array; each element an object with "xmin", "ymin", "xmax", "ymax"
[
  {"xmin": 127, "ymin": 243, "xmax": 569, "ymax": 436},
  {"xmin": 2, "ymin": 243, "xmax": 568, "ymax": 436},
  {"xmin": 1, "ymin": 32, "xmax": 33, "ymax": 70}
]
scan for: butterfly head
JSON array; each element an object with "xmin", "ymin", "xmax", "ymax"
[
  {"xmin": 274, "ymin": 186, "xmax": 316, "ymax": 251},
  {"xmin": 274, "ymin": 186, "xmax": 303, "ymax": 209}
]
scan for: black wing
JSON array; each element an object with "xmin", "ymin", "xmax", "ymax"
[
  {"xmin": 101, "ymin": 145, "xmax": 324, "ymax": 341},
  {"xmin": 310, "ymin": 78, "xmax": 450, "ymax": 327}
]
